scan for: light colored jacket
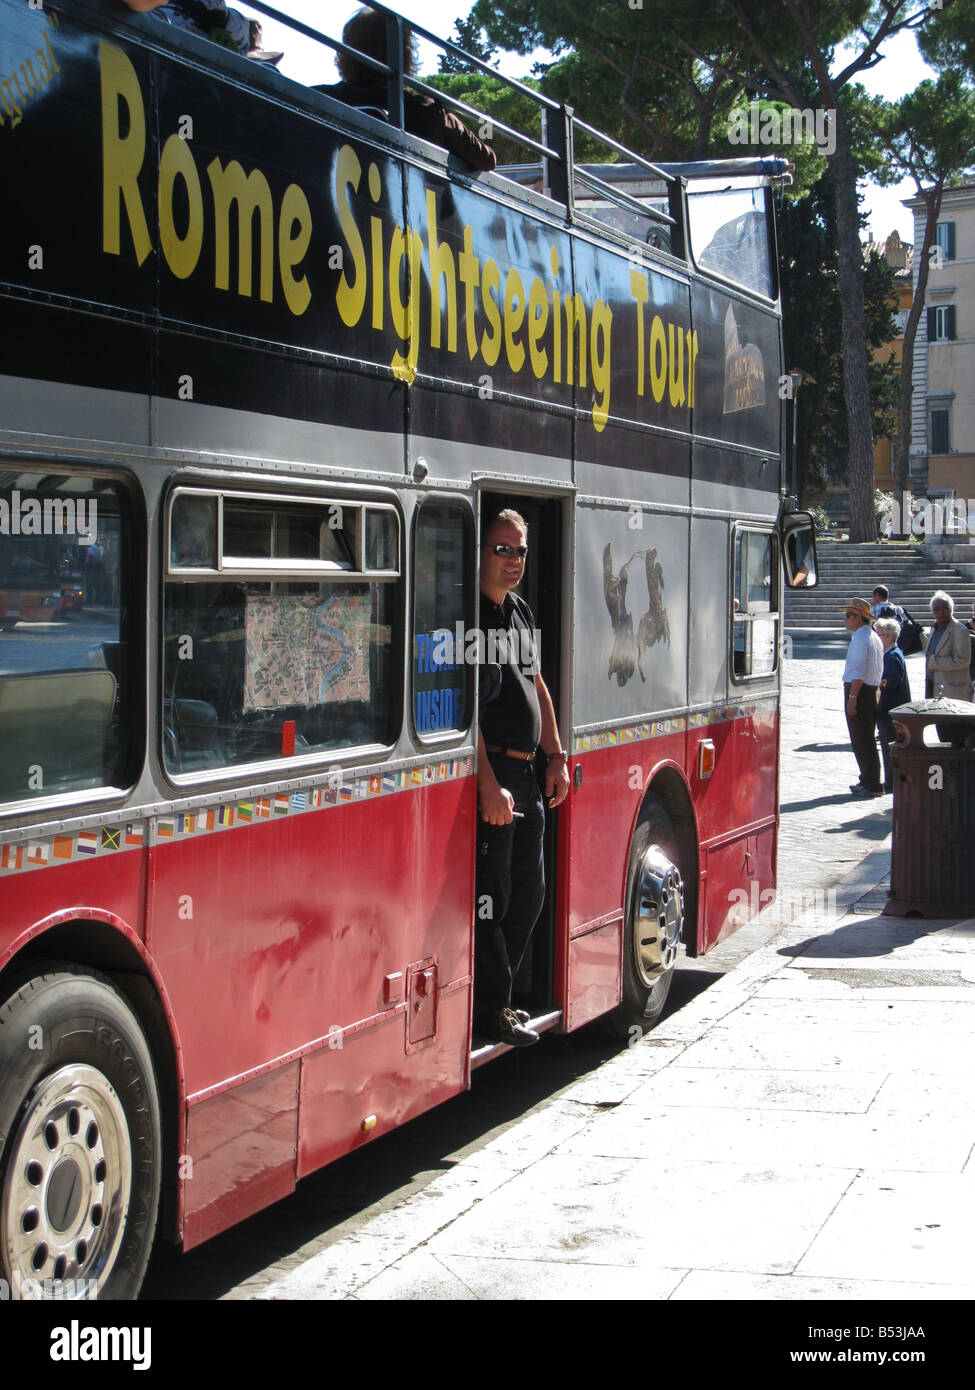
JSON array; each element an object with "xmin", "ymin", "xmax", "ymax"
[{"xmin": 925, "ymin": 617, "xmax": 974, "ymax": 702}]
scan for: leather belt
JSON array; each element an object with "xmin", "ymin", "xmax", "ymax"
[{"xmin": 485, "ymin": 744, "xmax": 535, "ymax": 762}]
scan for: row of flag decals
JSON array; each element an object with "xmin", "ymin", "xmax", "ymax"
[
  {"xmin": 573, "ymin": 697, "xmax": 778, "ymax": 753},
  {"xmin": 1, "ymin": 823, "xmax": 145, "ymax": 875},
  {"xmin": 0, "ymin": 757, "xmax": 476, "ymax": 876}
]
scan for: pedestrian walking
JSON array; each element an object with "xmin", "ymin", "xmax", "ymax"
[
  {"xmin": 870, "ymin": 584, "xmax": 903, "ymax": 622},
  {"xmin": 841, "ymin": 597, "xmax": 883, "ymax": 797}
]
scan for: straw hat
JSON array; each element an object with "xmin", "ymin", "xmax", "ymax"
[{"xmin": 840, "ymin": 597, "xmax": 873, "ymax": 621}]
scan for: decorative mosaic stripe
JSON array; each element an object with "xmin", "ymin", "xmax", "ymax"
[
  {"xmin": 0, "ymin": 756, "xmax": 474, "ymax": 878},
  {"xmin": 573, "ymin": 697, "xmax": 778, "ymax": 754}
]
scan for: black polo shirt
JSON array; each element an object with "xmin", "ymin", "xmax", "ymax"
[{"xmin": 478, "ymin": 589, "xmax": 542, "ymax": 753}]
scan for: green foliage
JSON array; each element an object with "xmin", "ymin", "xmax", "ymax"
[
  {"xmin": 424, "ymin": 71, "xmax": 545, "ymax": 164},
  {"xmin": 919, "ymin": 0, "xmax": 975, "ymax": 77},
  {"xmin": 807, "ymin": 502, "xmax": 832, "ymax": 535},
  {"xmin": 875, "ymin": 489, "xmax": 894, "ymax": 532}
]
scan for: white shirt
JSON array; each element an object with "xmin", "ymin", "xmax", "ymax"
[{"xmin": 843, "ymin": 624, "xmax": 883, "ymax": 685}]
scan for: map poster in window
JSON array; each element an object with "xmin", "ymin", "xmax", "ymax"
[{"xmin": 243, "ymin": 591, "xmax": 372, "ymax": 710}]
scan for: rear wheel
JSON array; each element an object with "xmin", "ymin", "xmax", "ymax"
[
  {"xmin": 0, "ymin": 965, "xmax": 161, "ymax": 1300},
  {"xmin": 604, "ymin": 801, "xmax": 685, "ymax": 1038}
]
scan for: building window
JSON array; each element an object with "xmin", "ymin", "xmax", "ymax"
[
  {"xmin": 930, "ymin": 408, "xmax": 950, "ymax": 455},
  {"xmin": 927, "ymin": 304, "xmax": 956, "ymax": 342},
  {"xmin": 934, "ymin": 221, "xmax": 956, "ymax": 263}
]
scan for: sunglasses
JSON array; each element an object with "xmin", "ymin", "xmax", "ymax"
[{"xmin": 484, "ymin": 543, "xmax": 528, "ymax": 558}]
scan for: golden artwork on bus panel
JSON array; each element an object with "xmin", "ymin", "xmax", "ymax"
[
  {"xmin": 99, "ymin": 41, "xmax": 699, "ymax": 432},
  {"xmin": 0, "ymin": 7, "xmax": 59, "ymax": 131}
]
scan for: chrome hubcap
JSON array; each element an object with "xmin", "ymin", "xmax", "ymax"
[
  {"xmin": 632, "ymin": 844, "xmax": 684, "ymax": 987},
  {"xmin": 2, "ymin": 1064, "xmax": 131, "ymax": 1299}
]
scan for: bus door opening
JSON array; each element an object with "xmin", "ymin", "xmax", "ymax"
[{"xmin": 478, "ymin": 491, "xmax": 565, "ymax": 1031}]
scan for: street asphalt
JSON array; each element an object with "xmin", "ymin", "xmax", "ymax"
[{"xmin": 249, "ymin": 636, "xmax": 975, "ymax": 1308}]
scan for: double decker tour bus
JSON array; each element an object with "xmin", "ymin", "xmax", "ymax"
[{"xmin": 0, "ymin": 0, "xmax": 816, "ymax": 1297}]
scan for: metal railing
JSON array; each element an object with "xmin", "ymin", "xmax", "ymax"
[{"xmin": 118, "ymin": 2, "xmax": 789, "ymax": 238}]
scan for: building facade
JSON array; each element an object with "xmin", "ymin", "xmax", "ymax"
[{"xmin": 905, "ymin": 180, "xmax": 975, "ymax": 503}]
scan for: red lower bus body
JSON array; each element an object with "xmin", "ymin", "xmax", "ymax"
[{"xmin": 0, "ymin": 703, "xmax": 776, "ymax": 1248}]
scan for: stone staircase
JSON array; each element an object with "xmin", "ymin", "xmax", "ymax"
[{"xmin": 785, "ymin": 540, "xmax": 975, "ymax": 633}]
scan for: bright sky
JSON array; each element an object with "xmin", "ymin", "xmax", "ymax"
[{"xmin": 239, "ymin": 1, "xmax": 934, "ymax": 244}]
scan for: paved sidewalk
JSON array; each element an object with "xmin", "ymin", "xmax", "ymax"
[
  {"xmin": 255, "ymin": 642, "xmax": 975, "ymax": 1302},
  {"xmin": 257, "ymin": 850, "xmax": 975, "ymax": 1301}
]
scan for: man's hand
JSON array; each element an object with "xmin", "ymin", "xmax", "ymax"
[
  {"xmin": 479, "ymin": 779, "xmax": 515, "ymax": 826},
  {"xmin": 545, "ymin": 757, "xmax": 570, "ymax": 809}
]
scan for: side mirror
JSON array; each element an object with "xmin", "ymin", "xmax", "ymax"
[{"xmin": 782, "ymin": 513, "xmax": 818, "ymax": 589}]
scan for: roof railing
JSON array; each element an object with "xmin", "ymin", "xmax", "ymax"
[
  {"xmin": 241, "ymin": 0, "xmax": 562, "ymax": 164},
  {"xmin": 120, "ymin": 3, "xmax": 788, "ymax": 231}
]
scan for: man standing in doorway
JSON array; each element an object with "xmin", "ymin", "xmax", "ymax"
[
  {"xmin": 841, "ymin": 597, "xmax": 884, "ymax": 797},
  {"xmin": 475, "ymin": 509, "xmax": 569, "ymax": 1046}
]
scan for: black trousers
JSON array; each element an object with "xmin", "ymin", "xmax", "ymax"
[
  {"xmin": 474, "ymin": 754, "xmax": 545, "ymax": 1021},
  {"xmin": 845, "ymin": 682, "xmax": 881, "ymax": 790},
  {"xmin": 876, "ymin": 711, "xmax": 896, "ymax": 789}
]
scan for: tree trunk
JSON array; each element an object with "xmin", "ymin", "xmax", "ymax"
[
  {"xmin": 892, "ymin": 188, "xmax": 941, "ymax": 538},
  {"xmin": 828, "ymin": 115, "xmax": 876, "ymax": 542}
]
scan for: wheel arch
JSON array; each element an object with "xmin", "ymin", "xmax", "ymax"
[
  {"xmin": 0, "ymin": 918, "xmax": 183, "ymax": 1243},
  {"xmin": 635, "ymin": 762, "xmax": 701, "ymax": 958}
]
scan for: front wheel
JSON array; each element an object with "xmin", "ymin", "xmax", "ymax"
[
  {"xmin": 603, "ymin": 801, "xmax": 685, "ymax": 1038},
  {"xmin": 0, "ymin": 965, "xmax": 161, "ymax": 1300}
]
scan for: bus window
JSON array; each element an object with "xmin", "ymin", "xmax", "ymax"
[
  {"xmin": 732, "ymin": 528, "xmax": 778, "ymax": 680},
  {"xmin": 0, "ymin": 474, "xmax": 132, "ymax": 805},
  {"xmin": 412, "ymin": 501, "xmax": 473, "ymax": 739},
  {"xmin": 688, "ymin": 185, "xmax": 773, "ymax": 298},
  {"xmin": 162, "ymin": 491, "xmax": 402, "ymax": 775}
]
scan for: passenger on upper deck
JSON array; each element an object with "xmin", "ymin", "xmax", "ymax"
[
  {"xmin": 120, "ymin": 1, "xmax": 280, "ymax": 62},
  {"xmin": 314, "ymin": 6, "xmax": 497, "ymax": 173}
]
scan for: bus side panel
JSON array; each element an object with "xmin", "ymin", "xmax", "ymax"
[
  {"xmin": 182, "ymin": 1061, "xmax": 299, "ymax": 1251},
  {"xmin": 697, "ymin": 706, "xmax": 779, "ymax": 952},
  {"xmin": 0, "ymin": 851, "xmax": 145, "ymax": 967},
  {"xmin": 558, "ymin": 735, "xmax": 685, "ymax": 1029},
  {"xmin": 297, "ymin": 984, "xmax": 469, "ymax": 1177},
  {"xmin": 149, "ymin": 779, "xmax": 474, "ymax": 1097}
]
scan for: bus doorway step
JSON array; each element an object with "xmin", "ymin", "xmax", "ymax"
[{"xmin": 470, "ymin": 1009, "xmax": 562, "ymax": 1069}]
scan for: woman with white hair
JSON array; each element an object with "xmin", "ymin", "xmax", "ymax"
[
  {"xmin": 924, "ymin": 591, "xmax": 973, "ymax": 702},
  {"xmin": 875, "ymin": 616, "xmax": 911, "ymax": 792}
]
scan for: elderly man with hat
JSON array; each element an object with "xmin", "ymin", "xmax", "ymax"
[{"xmin": 842, "ymin": 597, "xmax": 884, "ymax": 797}]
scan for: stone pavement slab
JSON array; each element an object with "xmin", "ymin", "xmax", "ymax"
[{"xmin": 796, "ymin": 1172, "xmax": 975, "ymax": 1287}]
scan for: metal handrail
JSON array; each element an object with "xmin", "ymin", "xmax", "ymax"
[
  {"xmin": 121, "ymin": 1, "xmax": 785, "ymax": 228},
  {"xmin": 573, "ymin": 167, "xmax": 675, "ymax": 228},
  {"xmin": 241, "ymin": 0, "xmax": 558, "ymax": 163}
]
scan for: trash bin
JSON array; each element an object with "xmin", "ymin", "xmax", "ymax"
[{"xmin": 884, "ymin": 699, "xmax": 975, "ymax": 917}]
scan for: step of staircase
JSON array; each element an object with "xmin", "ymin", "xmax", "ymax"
[{"xmin": 786, "ymin": 541, "xmax": 975, "ymax": 631}]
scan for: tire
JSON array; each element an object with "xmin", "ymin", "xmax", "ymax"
[
  {"xmin": 603, "ymin": 801, "xmax": 685, "ymax": 1038},
  {"xmin": 0, "ymin": 964, "xmax": 161, "ymax": 1300}
]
